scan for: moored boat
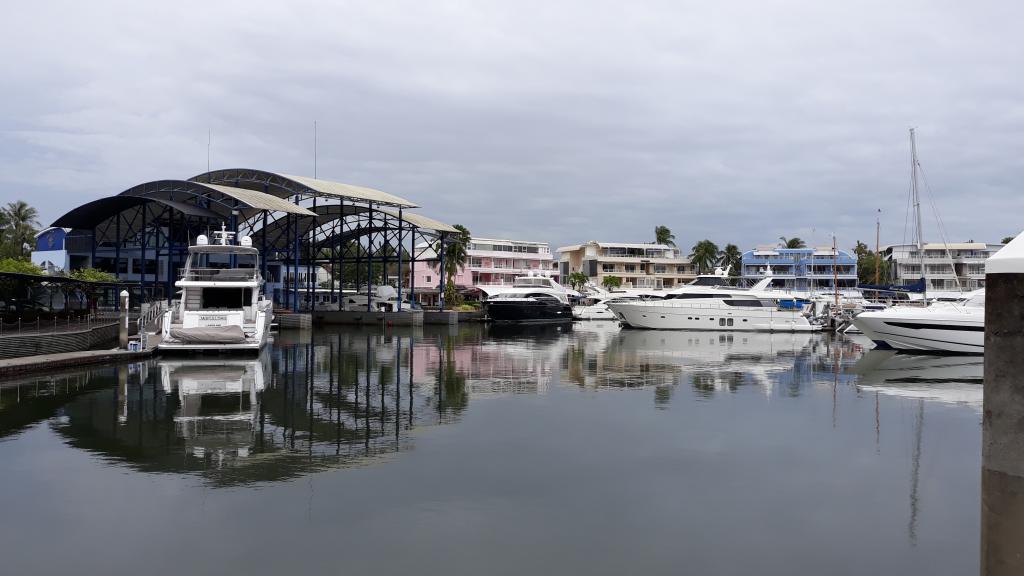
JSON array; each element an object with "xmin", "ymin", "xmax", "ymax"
[
  {"xmin": 485, "ymin": 272, "xmax": 572, "ymax": 323},
  {"xmin": 159, "ymin": 226, "xmax": 273, "ymax": 353}
]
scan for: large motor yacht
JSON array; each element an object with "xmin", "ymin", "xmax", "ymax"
[
  {"xmin": 606, "ymin": 270, "xmax": 819, "ymax": 332},
  {"xmin": 851, "ymin": 291, "xmax": 984, "ymax": 354},
  {"xmin": 160, "ymin": 226, "xmax": 273, "ymax": 352},
  {"xmin": 485, "ymin": 272, "xmax": 573, "ymax": 323}
]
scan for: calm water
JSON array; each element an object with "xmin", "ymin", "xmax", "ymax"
[{"xmin": 0, "ymin": 323, "xmax": 990, "ymax": 575}]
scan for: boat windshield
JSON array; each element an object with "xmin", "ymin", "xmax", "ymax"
[
  {"xmin": 964, "ymin": 294, "xmax": 985, "ymax": 308},
  {"xmin": 184, "ymin": 251, "xmax": 259, "ymax": 281}
]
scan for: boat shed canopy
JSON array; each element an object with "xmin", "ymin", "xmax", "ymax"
[
  {"xmin": 52, "ymin": 195, "xmax": 222, "ymax": 229},
  {"xmin": 191, "ymin": 169, "xmax": 418, "ymax": 208}
]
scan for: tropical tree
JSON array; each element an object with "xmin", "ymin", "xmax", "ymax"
[
  {"xmin": 567, "ymin": 271, "xmax": 589, "ymax": 291},
  {"xmin": 433, "ymin": 224, "xmax": 471, "ymax": 308},
  {"xmin": 689, "ymin": 239, "xmax": 720, "ymax": 274},
  {"xmin": 718, "ymin": 244, "xmax": 742, "ymax": 276},
  {"xmin": 601, "ymin": 275, "xmax": 622, "ymax": 289},
  {"xmin": 0, "ymin": 258, "xmax": 43, "ymax": 275},
  {"xmin": 1002, "ymin": 235, "xmax": 1017, "ymax": 245},
  {"xmin": 778, "ymin": 236, "xmax": 806, "ymax": 249},
  {"xmin": 852, "ymin": 240, "xmax": 890, "ymax": 284},
  {"xmin": 654, "ymin": 225, "xmax": 676, "ymax": 247},
  {"xmin": 1, "ymin": 201, "xmax": 40, "ymax": 258}
]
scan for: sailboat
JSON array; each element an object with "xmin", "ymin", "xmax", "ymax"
[{"xmin": 852, "ymin": 129, "xmax": 985, "ymax": 353}]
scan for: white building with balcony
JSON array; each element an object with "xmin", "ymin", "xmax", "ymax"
[
  {"xmin": 882, "ymin": 242, "xmax": 1003, "ymax": 293},
  {"xmin": 557, "ymin": 241, "xmax": 695, "ymax": 289}
]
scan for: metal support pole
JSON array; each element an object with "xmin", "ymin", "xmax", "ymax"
[
  {"xmin": 410, "ymin": 229, "xmax": 416, "ymax": 306},
  {"xmin": 292, "ymin": 211, "xmax": 300, "ymax": 313},
  {"xmin": 438, "ymin": 234, "xmax": 446, "ymax": 310},
  {"xmin": 115, "ymin": 214, "xmax": 121, "ymax": 284},
  {"xmin": 367, "ymin": 203, "xmax": 374, "ymax": 312},
  {"xmin": 397, "ymin": 208, "xmax": 404, "ymax": 311},
  {"xmin": 141, "ymin": 203, "xmax": 148, "ymax": 302}
]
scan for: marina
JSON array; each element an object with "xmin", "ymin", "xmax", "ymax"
[
  {"xmin": 0, "ymin": 324, "xmax": 991, "ymax": 575},
  {"xmin": 4, "ymin": 3, "xmax": 1024, "ymax": 573}
]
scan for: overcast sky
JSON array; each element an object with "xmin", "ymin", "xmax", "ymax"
[{"xmin": 2, "ymin": 0, "xmax": 1022, "ymax": 252}]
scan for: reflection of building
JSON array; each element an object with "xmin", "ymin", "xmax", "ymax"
[
  {"xmin": 557, "ymin": 241, "xmax": 695, "ymax": 289},
  {"xmin": 882, "ymin": 241, "xmax": 1002, "ymax": 292},
  {"xmin": 741, "ymin": 246, "xmax": 857, "ymax": 290}
]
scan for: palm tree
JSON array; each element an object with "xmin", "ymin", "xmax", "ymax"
[
  {"xmin": 654, "ymin": 225, "xmax": 676, "ymax": 247},
  {"xmin": 567, "ymin": 271, "xmax": 589, "ymax": 291},
  {"xmin": 433, "ymin": 224, "xmax": 471, "ymax": 307},
  {"xmin": 689, "ymin": 239, "xmax": 720, "ymax": 274},
  {"xmin": 718, "ymin": 244, "xmax": 742, "ymax": 276},
  {"xmin": 778, "ymin": 236, "xmax": 806, "ymax": 249},
  {"xmin": 601, "ymin": 275, "xmax": 622, "ymax": 289},
  {"xmin": 2, "ymin": 201, "xmax": 40, "ymax": 258}
]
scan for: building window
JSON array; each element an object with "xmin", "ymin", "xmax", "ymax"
[
  {"xmin": 425, "ymin": 276, "xmax": 431, "ymax": 283},
  {"xmin": 624, "ymin": 264, "xmax": 636, "ymax": 273},
  {"xmin": 654, "ymin": 264, "xmax": 667, "ymax": 274},
  {"xmin": 602, "ymin": 264, "xmax": 615, "ymax": 273},
  {"xmin": 677, "ymin": 265, "xmax": 687, "ymax": 274}
]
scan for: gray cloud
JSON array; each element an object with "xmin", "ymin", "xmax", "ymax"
[{"xmin": 2, "ymin": 0, "xmax": 1022, "ymax": 253}]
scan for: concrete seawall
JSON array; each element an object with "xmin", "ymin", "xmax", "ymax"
[{"xmin": 0, "ymin": 323, "xmax": 119, "ymax": 360}]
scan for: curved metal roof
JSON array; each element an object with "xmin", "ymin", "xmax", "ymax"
[
  {"xmin": 377, "ymin": 208, "xmax": 458, "ymax": 233},
  {"xmin": 51, "ymin": 196, "xmax": 222, "ymax": 228},
  {"xmin": 119, "ymin": 180, "xmax": 314, "ymax": 217},
  {"xmin": 191, "ymin": 169, "xmax": 418, "ymax": 208}
]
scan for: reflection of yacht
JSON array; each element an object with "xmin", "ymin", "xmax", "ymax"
[
  {"xmin": 607, "ymin": 270, "xmax": 818, "ymax": 332},
  {"xmin": 486, "ymin": 273, "xmax": 573, "ymax": 323},
  {"xmin": 160, "ymin": 226, "xmax": 273, "ymax": 352},
  {"xmin": 851, "ymin": 349, "xmax": 982, "ymax": 406},
  {"xmin": 160, "ymin": 356, "xmax": 269, "ymax": 424},
  {"xmin": 852, "ymin": 291, "xmax": 984, "ymax": 354}
]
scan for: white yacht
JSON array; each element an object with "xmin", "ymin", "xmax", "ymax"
[
  {"xmin": 606, "ymin": 270, "xmax": 819, "ymax": 332},
  {"xmin": 160, "ymin": 226, "xmax": 273, "ymax": 352},
  {"xmin": 851, "ymin": 291, "xmax": 984, "ymax": 354},
  {"xmin": 573, "ymin": 287, "xmax": 666, "ymax": 320},
  {"xmin": 486, "ymin": 272, "xmax": 573, "ymax": 323}
]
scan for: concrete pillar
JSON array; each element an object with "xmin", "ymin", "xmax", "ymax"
[
  {"xmin": 981, "ymin": 232, "xmax": 1024, "ymax": 575},
  {"xmin": 119, "ymin": 289, "xmax": 130, "ymax": 349}
]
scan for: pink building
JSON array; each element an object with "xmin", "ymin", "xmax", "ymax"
[{"xmin": 410, "ymin": 237, "xmax": 557, "ymax": 302}]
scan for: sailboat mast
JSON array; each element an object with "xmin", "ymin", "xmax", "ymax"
[
  {"xmin": 875, "ymin": 209, "xmax": 881, "ymax": 285},
  {"xmin": 910, "ymin": 128, "xmax": 926, "ymax": 302}
]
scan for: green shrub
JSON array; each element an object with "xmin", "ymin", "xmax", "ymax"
[{"xmin": 0, "ymin": 258, "xmax": 43, "ymax": 275}]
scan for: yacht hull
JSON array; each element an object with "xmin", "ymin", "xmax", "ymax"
[
  {"xmin": 572, "ymin": 304, "xmax": 616, "ymax": 320},
  {"xmin": 852, "ymin": 312, "xmax": 983, "ymax": 354},
  {"xmin": 487, "ymin": 300, "xmax": 573, "ymax": 323},
  {"xmin": 608, "ymin": 302, "xmax": 819, "ymax": 332}
]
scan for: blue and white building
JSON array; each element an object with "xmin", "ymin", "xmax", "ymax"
[{"xmin": 741, "ymin": 245, "xmax": 857, "ymax": 290}]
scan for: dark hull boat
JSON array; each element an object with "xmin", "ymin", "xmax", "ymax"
[{"xmin": 486, "ymin": 298, "xmax": 573, "ymax": 323}]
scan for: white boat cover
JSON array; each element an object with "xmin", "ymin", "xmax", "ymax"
[{"xmin": 170, "ymin": 325, "xmax": 246, "ymax": 344}]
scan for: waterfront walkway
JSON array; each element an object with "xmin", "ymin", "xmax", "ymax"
[{"xmin": 0, "ymin": 333, "xmax": 160, "ymax": 381}]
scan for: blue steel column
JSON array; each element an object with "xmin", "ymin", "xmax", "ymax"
[
  {"xmin": 397, "ymin": 208, "xmax": 404, "ymax": 311},
  {"xmin": 366, "ymin": 203, "xmax": 374, "ymax": 312},
  {"xmin": 166, "ymin": 207, "xmax": 174, "ymax": 304},
  {"xmin": 308, "ymin": 196, "xmax": 316, "ymax": 310},
  {"xmin": 337, "ymin": 199, "xmax": 345, "ymax": 307},
  {"xmin": 292, "ymin": 210, "xmax": 300, "ymax": 313}
]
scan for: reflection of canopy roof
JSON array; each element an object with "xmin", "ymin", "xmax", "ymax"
[
  {"xmin": 192, "ymin": 169, "xmax": 418, "ymax": 208},
  {"xmin": 52, "ymin": 196, "xmax": 221, "ymax": 228}
]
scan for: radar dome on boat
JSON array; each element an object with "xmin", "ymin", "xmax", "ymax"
[
  {"xmin": 196, "ymin": 235, "xmax": 209, "ymax": 246},
  {"xmin": 239, "ymin": 235, "xmax": 253, "ymax": 247}
]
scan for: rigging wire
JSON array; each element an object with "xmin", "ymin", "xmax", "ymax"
[{"xmin": 915, "ymin": 159, "xmax": 964, "ymax": 293}]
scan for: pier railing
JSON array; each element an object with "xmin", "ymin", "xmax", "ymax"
[{"xmin": 0, "ymin": 314, "xmax": 115, "ymax": 337}]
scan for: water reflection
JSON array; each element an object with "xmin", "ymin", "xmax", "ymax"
[
  {"xmin": 0, "ymin": 323, "xmax": 1009, "ymax": 574},
  {"xmin": 852, "ymin": 350, "xmax": 983, "ymax": 407}
]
